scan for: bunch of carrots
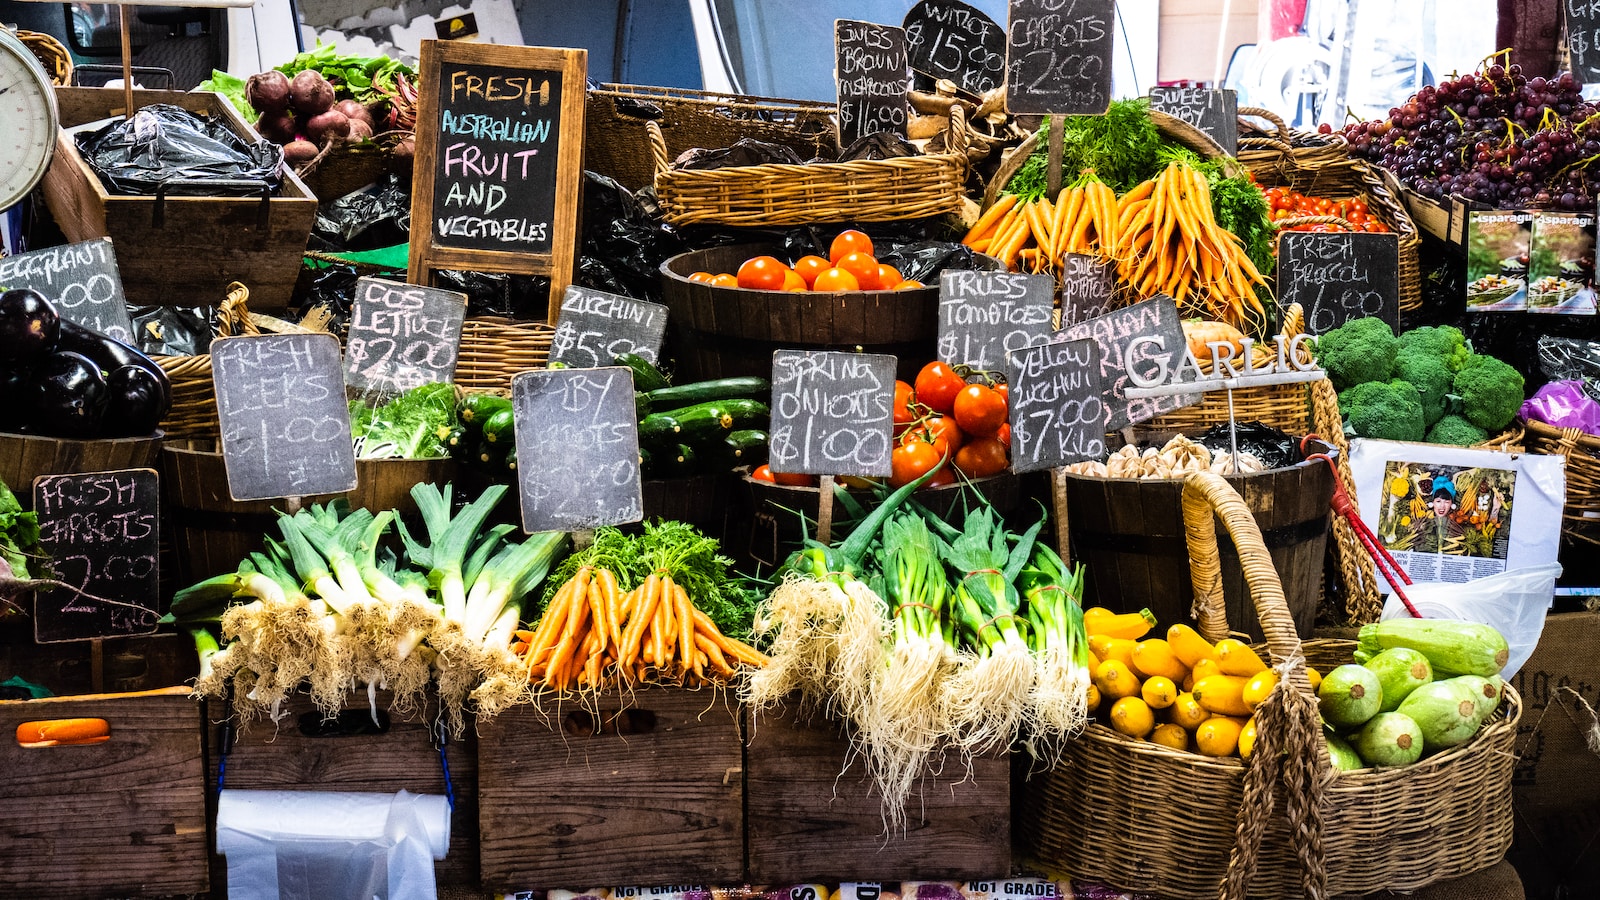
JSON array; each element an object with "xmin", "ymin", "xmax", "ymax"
[
  {"xmin": 513, "ymin": 565, "xmax": 768, "ymax": 692},
  {"xmin": 962, "ymin": 161, "xmax": 1271, "ymax": 334}
]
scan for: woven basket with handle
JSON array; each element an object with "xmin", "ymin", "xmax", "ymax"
[
  {"xmin": 1021, "ymin": 472, "xmax": 1521, "ymax": 899},
  {"xmin": 453, "ymin": 317, "xmax": 555, "ymax": 394},
  {"xmin": 18, "ymin": 30, "xmax": 71, "ymax": 86},
  {"xmin": 154, "ymin": 283, "xmax": 260, "ymax": 441},
  {"xmin": 1237, "ymin": 106, "xmax": 1423, "ymax": 315},
  {"xmin": 1521, "ymin": 419, "xmax": 1600, "ymax": 547},
  {"xmin": 649, "ymin": 106, "xmax": 968, "ymax": 227}
]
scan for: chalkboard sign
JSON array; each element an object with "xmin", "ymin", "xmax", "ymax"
[
  {"xmin": 548, "ymin": 286, "xmax": 669, "ymax": 367},
  {"xmin": 511, "ymin": 366, "xmax": 643, "ymax": 534},
  {"xmin": 1006, "ymin": 339, "xmax": 1105, "ymax": 473},
  {"xmin": 1005, "ymin": 0, "xmax": 1115, "ymax": 115},
  {"xmin": 1055, "ymin": 295, "xmax": 1200, "ymax": 431},
  {"xmin": 212, "ymin": 334, "xmax": 359, "ymax": 502},
  {"xmin": 0, "ymin": 238, "xmax": 134, "ymax": 344},
  {"xmin": 1058, "ymin": 253, "xmax": 1116, "ymax": 328},
  {"xmin": 1566, "ymin": 2, "xmax": 1600, "ymax": 87},
  {"xmin": 32, "ymin": 469, "xmax": 160, "ymax": 643},
  {"xmin": 407, "ymin": 41, "xmax": 588, "ymax": 323},
  {"xmin": 902, "ymin": 0, "xmax": 1008, "ymax": 96},
  {"xmin": 1149, "ymin": 86, "xmax": 1238, "ymax": 155},
  {"xmin": 1276, "ymin": 232, "xmax": 1401, "ymax": 333},
  {"xmin": 835, "ymin": 20, "xmax": 912, "ymax": 146},
  {"xmin": 769, "ymin": 350, "xmax": 896, "ymax": 478},
  {"xmin": 938, "ymin": 270, "xmax": 1055, "ymax": 371},
  {"xmin": 344, "ymin": 277, "xmax": 468, "ymax": 395}
]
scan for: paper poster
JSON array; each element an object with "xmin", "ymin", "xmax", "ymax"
[
  {"xmin": 1351, "ymin": 439, "xmax": 1565, "ymax": 586},
  {"xmin": 1465, "ymin": 211, "xmax": 1532, "ymax": 312}
]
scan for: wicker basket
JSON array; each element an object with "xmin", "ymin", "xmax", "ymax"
[
  {"xmin": 453, "ymin": 316, "xmax": 555, "ymax": 394},
  {"xmin": 1522, "ymin": 419, "xmax": 1600, "ymax": 547},
  {"xmin": 588, "ymin": 83, "xmax": 836, "ymax": 192},
  {"xmin": 154, "ymin": 283, "xmax": 261, "ymax": 441},
  {"xmin": 18, "ymin": 30, "xmax": 71, "ymax": 86},
  {"xmin": 1021, "ymin": 472, "xmax": 1521, "ymax": 899},
  {"xmin": 1237, "ymin": 106, "xmax": 1423, "ymax": 315},
  {"xmin": 649, "ymin": 106, "xmax": 968, "ymax": 227},
  {"xmin": 293, "ymin": 132, "xmax": 413, "ymax": 202}
]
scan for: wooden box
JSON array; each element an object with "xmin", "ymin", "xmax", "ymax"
[
  {"xmin": 211, "ymin": 690, "xmax": 478, "ymax": 887},
  {"xmin": 476, "ymin": 689, "xmax": 743, "ymax": 890},
  {"xmin": 745, "ymin": 704, "xmax": 1011, "ymax": 884},
  {"xmin": 0, "ymin": 686, "xmax": 208, "ymax": 898},
  {"xmin": 40, "ymin": 87, "xmax": 318, "ymax": 310},
  {"xmin": 1400, "ymin": 187, "xmax": 1470, "ymax": 248}
]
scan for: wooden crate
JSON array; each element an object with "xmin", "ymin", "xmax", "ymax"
[
  {"xmin": 745, "ymin": 704, "xmax": 1011, "ymax": 884},
  {"xmin": 211, "ymin": 690, "xmax": 478, "ymax": 887},
  {"xmin": 476, "ymin": 688, "xmax": 743, "ymax": 890},
  {"xmin": 40, "ymin": 87, "xmax": 317, "ymax": 310},
  {"xmin": 0, "ymin": 686, "xmax": 208, "ymax": 898},
  {"xmin": 1400, "ymin": 187, "xmax": 1470, "ymax": 248},
  {"xmin": 0, "ymin": 430, "xmax": 162, "ymax": 509}
]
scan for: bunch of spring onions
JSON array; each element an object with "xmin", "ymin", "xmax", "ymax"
[
  {"xmin": 168, "ymin": 484, "xmax": 567, "ymax": 733},
  {"xmin": 744, "ymin": 466, "xmax": 1091, "ymax": 829}
]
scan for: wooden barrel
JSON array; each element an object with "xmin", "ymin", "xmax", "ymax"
[
  {"xmin": 161, "ymin": 440, "xmax": 456, "ymax": 583},
  {"xmin": 659, "ymin": 245, "xmax": 1000, "ymax": 383},
  {"xmin": 0, "ymin": 431, "xmax": 163, "ymax": 507},
  {"xmin": 1064, "ymin": 443, "xmax": 1337, "ymax": 641}
]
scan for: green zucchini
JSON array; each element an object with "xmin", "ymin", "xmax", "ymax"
[
  {"xmin": 615, "ymin": 353, "xmax": 670, "ymax": 392},
  {"xmin": 645, "ymin": 376, "xmax": 770, "ymax": 412},
  {"xmin": 482, "ymin": 408, "xmax": 515, "ymax": 445},
  {"xmin": 474, "ymin": 438, "xmax": 504, "ymax": 471},
  {"xmin": 504, "ymin": 444, "xmax": 518, "ymax": 476},
  {"xmin": 634, "ymin": 391, "xmax": 653, "ymax": 420},
  {"xmin": 639, "ymin": 446, "xmax": 656, "ymax": 479},
  {"xmin": 672, "ymin": 399, "xmax": 771, "ymax": 443},
  {"xmin": 703, "ymin": 429, "xmax": 768, "ymax": 470},
  {"xmin": 656, "ymin": 443, "xmax": 699, "ymax": 478},
  {"xmin": 637, "ymin": 413, "xmax": 683, "ymax": 450},
  {"xmin": 460, "ymin": 393, "xmax": 511, "ymax": 427},
  {"xmin": 444, "ymin": 426, "xmax": 472, "ymax": 460}
]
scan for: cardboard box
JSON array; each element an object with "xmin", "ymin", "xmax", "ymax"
[{"xmin": 40, "ymin": 87, "xmax": 317, "ymax": 310}]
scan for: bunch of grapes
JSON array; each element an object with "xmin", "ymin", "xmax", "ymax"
[{"xmin": 1342, "ymin": 63, "xmax": 1600, "ymax": 210}]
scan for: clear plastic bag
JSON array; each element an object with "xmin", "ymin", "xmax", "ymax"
[{"xmin": 1380, "ymin": 563, "xmax": 1562, "ymax": 679}]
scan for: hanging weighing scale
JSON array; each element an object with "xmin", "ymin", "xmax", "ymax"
[{"xmin": 0, "ymin": 26, "xmax": 59, "ymax": 213}]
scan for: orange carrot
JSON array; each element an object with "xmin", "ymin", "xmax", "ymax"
[{"xmin": 963, "ymin": 192, "xmax": 1019, "ymax": 244}]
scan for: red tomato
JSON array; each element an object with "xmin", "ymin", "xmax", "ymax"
[
  {"xmin": 993, "ymin": 382, "xmax": 1010, "ymax": 412},
  {"xmin": 829, "ymin": 230, "xmax": 874, "ymax": 264},
  {"xmin": 813, "ymin": 267, "xmax": 860, "ymax": 292},
  {"xmin": 895, "ymin": 279, "xmax": 925, "ymax": 290},
  {"xmin": 792, "ymin": 254, "xmax": 831, "ymax": 288},
  {"xmin": 903, "ymin": 414, "xmax": 963, "ymax": 460},
  {"xmin": 688, "ymin": 271, "xmax": 714, "ymax": 283},
  {"xmin": 922, "ymin": 466, "xmax": 957, "ymax": 490},
  {"xmin": 709, "ymin": 273, "xmax": 739, "ymax": 287},
  {"xmin": 876, "ymin": 265, "xmax": 903, "ymax": 289},
  {"xmin": 751, "ymin": 465, "xmax": 776, "ymax": 483},
  {"xmin": 996, "ymin": 422, "xmax": 1011, "ymax": 447},
  {"xmin": 890, "ymin": 440, "xmax": 942, "ymax": 487},
  {"xmin": 772, "ymin": 470, "xmax": 817, "ymax": 487},
  {"xmin": 952, "ymin": 383, "xmax": 1007, "ymax": 437},
  {"xmin": 954, "ymin": 437, "xmax": 1009, "ymax": 479},
  {"xmin": 836, "ymin": 252, "xmax": 883, "ymax": 290},
  {"xmin": 781, "ymin": 269, "xmax": 807, "ymax": 291},
  {"xmin": 893, "ymin": 380, "xmax": 917, "ymax": 432},
  {"xmin": 914, "ymin": 361, "xmax": 965, "ymax": 414},
  {"xmin": 737, "ymin": 256, "xmax": 789, "ymax": 291}
]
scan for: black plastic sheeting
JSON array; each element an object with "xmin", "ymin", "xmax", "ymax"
[{"xmin": 77, "ymin": 104, "xmax": 283, "ymax": 196}]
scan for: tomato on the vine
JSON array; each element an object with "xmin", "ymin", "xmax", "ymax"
[
  {"xmin": 890, "ymin": 440, "xmax": 943, "ymax": 487},
  {"xmin": 903, "ymin": 414, "xmax": 963, "ymax": 460},
  {"xmin": 954, "ymin": 437, "xmax": 1009, "ymax": 479},
  {"xmin": 923, "ymin": 466, "xmax": 957, "ymax": 489},
  {"xmin": 952, "ymin": 383, "xmax": 1008, "ymax": 437},
  {"xmin": 893, "ymin": 380, "xmax": 917, "ymax": 434},
  {"xmin": 914, "ymin": 361, "xmax": 964, "ymax": 414},
  {"xmin": 996, "ymin": 422, "xmax": 1011, "ymax": 448}
]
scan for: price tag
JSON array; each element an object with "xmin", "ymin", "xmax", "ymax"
[
  {"xmin": 1004, "ymin": 0, "xmax": 1115, "ymax": 115},
  {"xmin": 1006, "ymin": 339, "xmax": 1105, "ymax": 473},
  {"xmin": 835, "ymin": 19, "xmax": 912, "ymax": 146},
  {"xmin": 0, "ymin": 238, "xmax": 134, "ymax": 344},
  {"xmin": 511, "ymin": 367, "xmax": 643, "ymax": 534},
  {"xmin": 1055, "ymin": 295, "xmax": 1200, "ymax": 430},
  {"xmin": 1277, "ymin": 232, "xmax": 1400, "ymax": 333},
  {"xmin": 769, "ymin": 350, "xmax": 896, "ymax": 478},
  {"xmin": 1149, "ymin": 86, "xmax": 1238, "ymax": 155},
  {"xmin": 902, "ymin": 0, "xmax": 1008, "ymax": 95},
  {"xmin": 212, "ymin": 334, "xmax": 358, "ymax": 501},
  {"xmin": 937, "ymin": 270, "xmax": 1054, "ymax": 371},
  {"xmin": 1058, "ymin": 252, "xmax": 1116, "ymax": 329},
  {"xmin": 32, "ymin": 469, "xmax": 160, "ymax": 643},
  {"xmin": 549, "ymin": 286, "xmax": 669, "ymax": 367},
  {"xmin": 344, "ymin": 277, "xmax": 468, "ymax": 394}
]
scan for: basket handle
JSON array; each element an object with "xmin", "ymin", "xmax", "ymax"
[
  {"xmin": 946, "ymin": 102, "xmax": 969, "ymax": 158},
  {"xmin": 1274, "ymin": 215, "xmax": 1357, "ymax": 232},
  {"xmin": 217, "ymin": 282, "xmax": 257, "ymax": 338},
  {"xmin": 1238, "ymin": 105, "xmax": 1290, "ymax": 141},
  {"xmin": 1237, "ymin": 136, "xmax": 1295, "ymax": 155},
  {"xmin": 1180, "ymin": 473, "xmax": 1303, "ymax": 657},
  {"xmin": 647, "ymin": 119, "xmax": 671, "ymax": 179}
]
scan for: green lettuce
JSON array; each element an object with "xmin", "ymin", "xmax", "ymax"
[{"xmin": 350, "ymin": 382, "xmax": 459, "ymax": 460}]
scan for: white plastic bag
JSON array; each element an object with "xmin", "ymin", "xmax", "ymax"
[{"xmin": 1380, "ymin": 563, "xmax": 1562, "ymax": 679}]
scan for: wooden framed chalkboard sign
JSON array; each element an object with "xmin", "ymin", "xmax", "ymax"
[
  {"xmin": 32, "ymin": 468, "xmax": 161, "ymax": 643},
  {"xmin": 407, "ymin": 40, "xmax": 588, "ymax": 323}
]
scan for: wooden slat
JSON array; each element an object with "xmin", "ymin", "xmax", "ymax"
[
  {"xmin": 0, "ymin": 687, "xmax": 208, "ymax": 898},
  {"xmin": 476, "ymin": 689, "xmax": 743, "ymax": 890},
  {"xmin": 746, "ymin": 703, "xmax": 1010, "ymax": 883}
]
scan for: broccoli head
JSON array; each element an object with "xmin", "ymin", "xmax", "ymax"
[
  {"xmin": 1453, "ymin": 354, "xmax": 1525, "ymax": 432},
  {"xmin": 1316, "ymin": 317, "xmax": 1398, "ymax": 391},
  {"xmin": 1426, "ymin": 414, "xmax": 1488, "ymax": 447},
  {"xmin": 1394, "ymin": 350, "xmax": 1454, "ymax": 427},
  {"xmin": 1340, "ymin": 379, "xmax": 1426, "ymax": 442},
  {"xmin": 1397, "ymin": 325, "xmax": 1471, "ymax": 372}
]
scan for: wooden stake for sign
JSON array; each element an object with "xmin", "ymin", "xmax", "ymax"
[
  {"xmin": 816, "ymin": 475, "xmax": 836, "ymax": 545},
  {"xmin": 90, "ymin": 638, "xmax": 106, "ymax": 694},
  {"xmin": 407, "ymin": 41, "xmax": 588, "ymax": 323},
  {"xmin": 1045, "ymin": 114, "xmax": 1066, "ymax": 198},
  {"xmin": 1051, "ymin": 467, "xmax": 1071, "ymax": 566},
  {"xmin": 118, "ymin": 6, "xmax": 135, "ymax": 120}
]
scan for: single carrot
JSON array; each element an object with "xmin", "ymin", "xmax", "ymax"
[
  {"xmin": 513, "ymin": 630, "xmax": 537, "ymax": 643},
  {"xmin": 691, "ymin": 608, "xmax": 769, "ymax": 666},
  {"xmin": 619, "ymin": 573, "xmax": 661, "ymax": 662},
  {"xmin": 588, "ymin": 571, "xmax": 609, "ymax": 656},
  {"xmin": 676, "ymin": 582, "xmax": 695, "ymax": 675},
  {"xmin": 963, "ymin": 192, "xmax": 1019, "ymax": 244},
  {"xmin": 695, "ymin": 632, "xmax": 733, "ymax": 676},
  {"xmin": 598, "ymin": 569, "xmax": 624, "ymax": 651},
  {"xmin": 1052, "ymin": 187, "xmax": 1083, "ymax": 260}
]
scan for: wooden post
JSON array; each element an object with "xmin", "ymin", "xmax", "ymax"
[
  {"xmin": 90, "ymin": 638, "xmax": 105, "ymax": 693},
  {"xmin": 1051, "ymin": 467, "xmax": 1071, "ymax": 566},
  {"xmin": 816, "ymin": 475, "xmax": 836, "ymax": 545},
  {"xmin": 284, "ymin": 496, "xmax": 303, "ymax": 516},
  {"xmin": 118, "ymin": 5, "xmax": 135, "ymax": 120},
  {"xmin": 1045, "ymin": 114, "xmax": 1066, "ymax": 198}
]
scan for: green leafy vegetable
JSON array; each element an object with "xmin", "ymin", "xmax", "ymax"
[
  {"xmin": 276, "ymin": 42, "xmax": 417, "ymax": 105},
  {"xmin": 351, "ymin": 382, "xmax": 459, "ymax": 459},
  {"xmin": 197, "ymin": 70, "xmax": 260, "ymax": 124},
  {"xmin": 1004, "ymin": 99, "xmax": 1165, "ymax": 199},
  {"xmin": 0, "ymin": 478, "xmax": 41, "ymax": 582}
]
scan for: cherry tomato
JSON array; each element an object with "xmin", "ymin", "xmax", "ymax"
[
  {"xmin": 914, "ymin": 361, "xmax": 965, "ymax": 414},
  {"xmin": 751, "ymin": 465, "xmax": 776, "ymax": 483},
  {"xmin": 954, "ymin": 437, "xmax": 1010, "ymax": 479},
  {"xmin": 952, "ymin": 383, "xmax": 1007, "ymax": 437},
  {"xmin": 993, "ymin": 382, "xmax": 1010, "ymax": 411},
  {"xmin": 893, "ymin": 380, "xmax": 917, "ymax": 433},
  {"xmin": 890, "ymin": 440, "xmax": 942, "ymax": 487}
]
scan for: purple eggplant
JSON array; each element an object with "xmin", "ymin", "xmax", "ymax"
[
  {"xmin": 99, "ymin": 365, "xmax": 166, "ymax": 437},
  {"xmin": 0, "ymin": 288, "xmax": 61, "ymax": 366},
  {"xmin": 53, "ymin": 317, "xmax": 171, "ymax": 416},
  {"xmin": 26, "ymin": 351, "xmax": 107, "ymax": 439}
]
